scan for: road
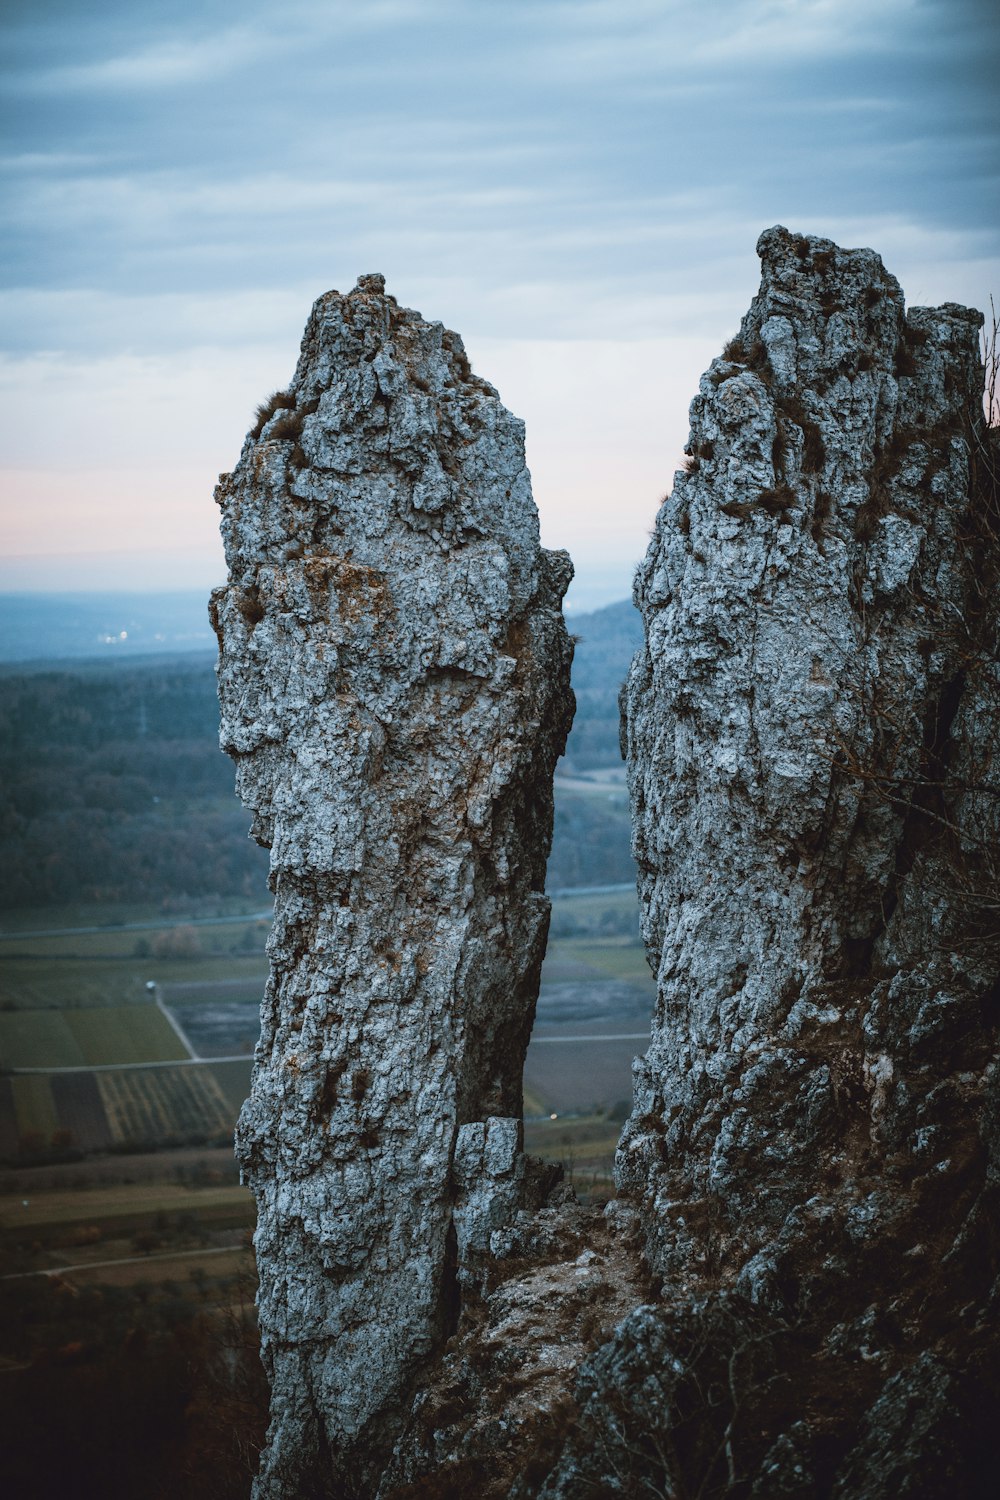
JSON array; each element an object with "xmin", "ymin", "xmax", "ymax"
[
  {"xmin": 10, "ymin": 1054, "xmax": 251, "ymax": 1075},
  {"xmin": 0, "ymin": 910, "xmax": 274, "ymax": 942},
  {"xmin": 151, "ymin": 980, "xmax": 200, "ymax": 1060},
  {"xmin": 1, "ymin": 1242, "xmax": 249, "ymax": 1281}
]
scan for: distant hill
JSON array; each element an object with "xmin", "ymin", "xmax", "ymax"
[
  {"xmin": 563, "ymin": 597, "xmax": 643, "ymax": 770},
  {"xmin": 0, "ymin": 654, "xmax": 265, "ymax": 910}
]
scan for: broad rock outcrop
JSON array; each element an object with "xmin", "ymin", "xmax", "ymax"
[
  {"xmin": 212, "ymin": 275, "xmax": 574, "ymax": 1497},
  {"xmin": 590, "ymin": 227, "xmax": 999, "ymax": 1494}
]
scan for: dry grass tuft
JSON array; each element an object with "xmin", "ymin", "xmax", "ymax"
[{"xmin": 250, "ymin": 390, "xmax": 295, "ymax": 440}]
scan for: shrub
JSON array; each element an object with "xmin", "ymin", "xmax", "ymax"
[
  {"xmin": 811, "ymin": 490, "xmax": 833, "ymax": 544},
  {"xmin": 757, "ymin": 483, "xmax": 796, "ymax": 516},
  {"xmin": 250, "ymin": 390, "xmax": 295, "ymax": 440},
  {"xmin": 747, "ymin": 339, "xmax": 770, "ymax": 374},
  {"xmin": 268, "ymin": 410, "xmax": 303, "ymax": 443},
  {"xmin": 802, "ymin": 422, "xmax": 826, "ymax": 473}
]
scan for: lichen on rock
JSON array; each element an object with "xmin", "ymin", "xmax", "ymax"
[{"xmin": 212, "ymin": 273, "xmax": 574, "ymax": 1497}]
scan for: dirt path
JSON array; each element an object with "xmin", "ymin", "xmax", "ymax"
[{"xmin": 1, "ymin": 1242, "xmax": 249, "ymax": 1281}]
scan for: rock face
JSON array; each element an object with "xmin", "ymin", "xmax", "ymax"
[
  {"xmin": 601, "ymin": 227, "xmax": 998, "ymax": 1493},
  {"xmin": 212, "ymin": 274, "xmax": 574, "ymax": 1497}
]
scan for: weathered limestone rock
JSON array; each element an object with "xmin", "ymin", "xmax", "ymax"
[
  {"xmin": 604, "ymin": 227, "xmax": 999, "ymax": 1492},
  {"xmin": 377, "ymin": 1197, "xmax": 650, "ymax": 1499},
  {"xmin": 212, "ymin": 274, "xmax": 574, "ymax": 1497}
]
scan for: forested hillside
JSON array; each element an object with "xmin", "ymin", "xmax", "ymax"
[
  {"xmin": 0, "ymin": 655, "xmax": 265, "ymax": 910},
  {"xmin": 562, "ymin": 598, "xmax": 642, "ymax": 770},
  {"xmin": 0, "ymin": 598, "xmax": 642, "ymax": 911}
]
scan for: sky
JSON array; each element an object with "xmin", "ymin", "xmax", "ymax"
[{"xmin": 1, "ymin": 0, "xmax": 998, "ymax": 611}]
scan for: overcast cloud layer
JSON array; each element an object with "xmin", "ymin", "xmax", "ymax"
[{"xmin": 1, "ymin": 0, "xmax": 997, "ymax": 602}]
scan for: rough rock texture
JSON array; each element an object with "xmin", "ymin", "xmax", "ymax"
[
  {"xmin": 214, "ymin": 235, "xmax": 999, "ymax": 1499},
  {"xmin": 211, "ymin": 274, "xmax": 574, "ymax": 1497},
  {"xmin": 378, "ymin": 1195, "xmax": 650, "ymax": 1500},
  {"xmin": 591, "ymin": 227, "xmax": 999, "ymax": 1492}
]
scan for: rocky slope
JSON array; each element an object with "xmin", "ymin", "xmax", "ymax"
[{"xmin": 212, "ymin": 274, "xmax": 574, "ymax": 1497}]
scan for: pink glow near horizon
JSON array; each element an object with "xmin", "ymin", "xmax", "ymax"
[{"xmin": 0, "ymin": 336, "xmax": 708, "ymax": 597}]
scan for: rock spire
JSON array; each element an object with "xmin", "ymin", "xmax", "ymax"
[
  {"xmin": 212, "ymin": 274, "xmax": 574, "ymax": 1496},
  {"xmin": 213, "ymin": 234, "xmax": 998, "ymax": 1498}
]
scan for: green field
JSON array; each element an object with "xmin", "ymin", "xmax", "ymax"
[
  {"xmin": 546, "ymin": 935, "xmax": 652, "ymax": 983},
  {"xmin": 0, "ymin": 901, "xmax": 271, "ymax": 1017},
  {"xmin": 0, "ymin": 956, "xmax": 148, "ymax": 1009},
  {"xmin": 97, "ymin": 1066, "xmax": 232, "ymax": 1144},
  {"xmin": 0, "ymin": 906, "xmax": 262, "ymax": 1160},
  {"xmin": 0, "ymin": 925, "xmax": 269, "ymax": 962},
  {"xmin": 0, "ymin": 1061, "xmax": 247, "ymax": 1160},
  {"xmin": 0, "ymin": 901, "xmax": 182, "ymax": 934},
  {"xmin": 0, "ymin": 951, "xmax": 269, "ymax": 1010},
  {"xmin": 0, "ymin": 1009, "xmax": 84, "ymax": 1068},
  {"xmin": 10, "ymin": 1075, "xmax": 59, "ymax": 1142},
  {"xmin": 71, "ymin": 1006, "xmax": 189, "ymax": 1065},
  {"xmin": 210, "ymin": 1058, "xmax": 254, "ymax": 1113},
  {"xmin": 0, "ymin": 1004, "xmax": 186, "ymax": 1070},
  {"xmin": 0, "ymin": 1179, "xmax": 253, "ymax": 1234}
]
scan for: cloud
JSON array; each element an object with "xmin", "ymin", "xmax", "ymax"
[
  {"xmin": 1, "ymin": 1, "xmax": 445, "ymax": 96},
  {"xmin": 20, "ymin": 31, "xmax": 268, "ymax": 92},
  {"xmin": 0, "ymin": 0, "xmax": 997, "ymax": 591},
  {"xmin": 501, "ymin": 0, "xmax": 919, "ymax": 84}
]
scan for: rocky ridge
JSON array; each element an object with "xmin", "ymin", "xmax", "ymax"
[{"xmin": 212, "ymin": 274, "xmax": 574, "ymax": 1497}]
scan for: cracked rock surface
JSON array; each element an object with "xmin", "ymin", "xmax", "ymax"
[
  {"xmin": 212, "ymin": 274, "xmax": 574, "ymax": 1498},
  {"xmin": 213, "ymin": 234, "xmax": 998, "ymax": 1499}
]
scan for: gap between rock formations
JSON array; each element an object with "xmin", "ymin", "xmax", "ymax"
[{"xmin": 215, "ymin": 232, "xmax": 1000, "ymax": 1499}]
